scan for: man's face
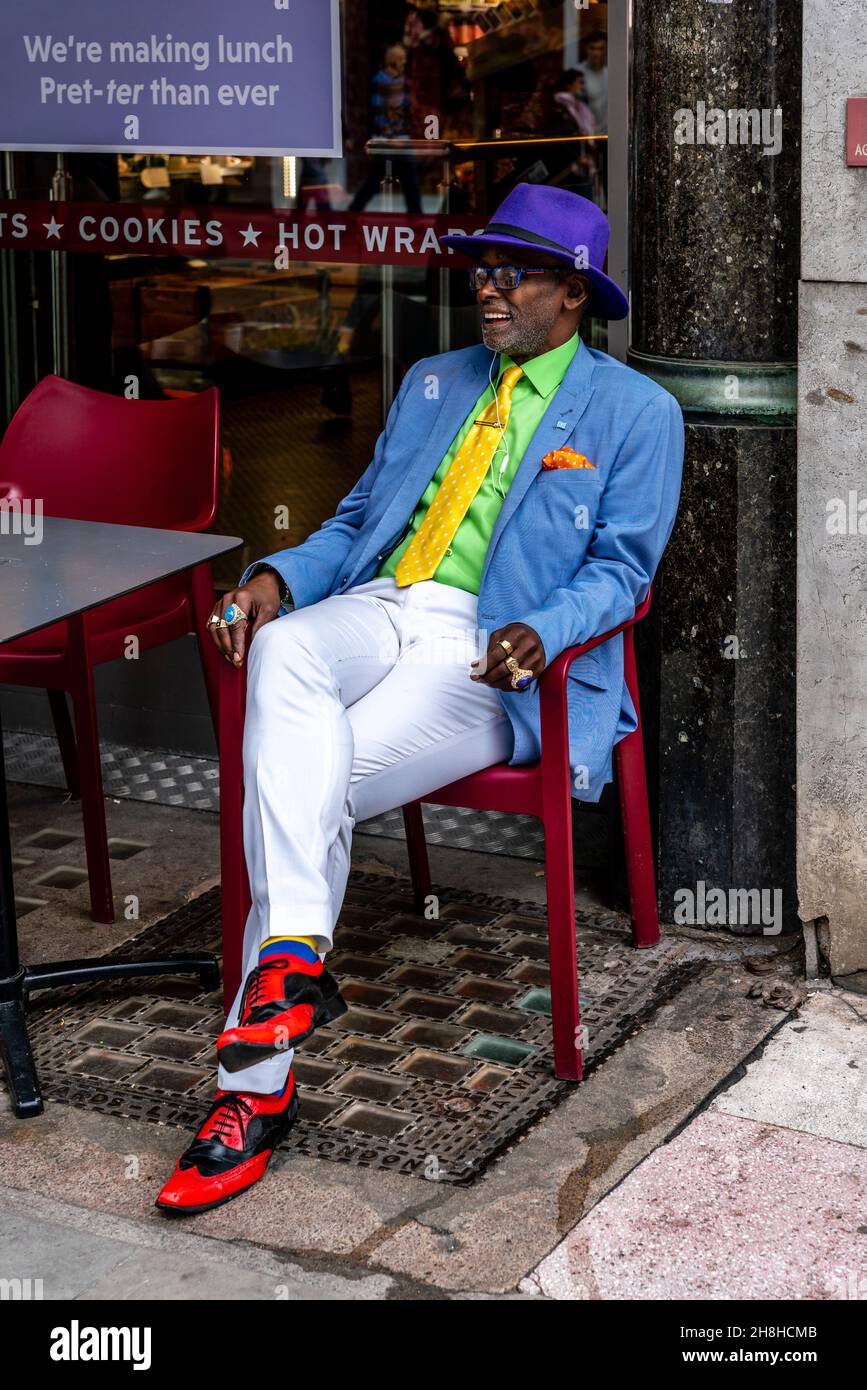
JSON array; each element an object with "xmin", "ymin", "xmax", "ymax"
[
  {"xmin": 586, "ymin": 39, "xmax": 606, "ymax": 70},
  {"xmin": 386, "ymin": 46, "xmax": 406, "ymax": 75},
  {"xmin": 475, "ymin": 245, "xmax": 588, "ymax": 360}
]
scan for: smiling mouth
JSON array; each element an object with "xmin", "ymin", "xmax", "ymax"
[{"xmin": 482, "ymin": 311, "xmax": 512, "ymax": 325}]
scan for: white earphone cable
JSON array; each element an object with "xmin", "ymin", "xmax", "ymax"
[{"xmin": 487, "ymin": 351, "xmax": 510, "ymax": 499}]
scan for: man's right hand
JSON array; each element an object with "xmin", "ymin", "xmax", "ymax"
[{"xmin": 207, "ymin": 571, "xmax": 283, "ymax": 666}]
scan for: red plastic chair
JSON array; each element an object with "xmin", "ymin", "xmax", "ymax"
[
  {"xmin": 217, "ymin": 591, "xmax": 658, "ymax": 1082},
  {"xmin": 402, "ymin": 589, "xmax": 658, "ymax": 1081},
  {"xmin": 0, "ymin": 375, "xmax": 223, "ymax": 923}
]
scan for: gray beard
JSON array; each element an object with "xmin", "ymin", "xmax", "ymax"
[{"xmin": 482, "ymin": 317, "xmax": 552, "ymax": 360}]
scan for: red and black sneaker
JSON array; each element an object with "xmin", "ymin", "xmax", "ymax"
[
  {"xmin": 155, "ymin": 1075, "xmax": 299, "ymax": 1215},
  {"xmin": 217, "ymin": 954, "xmax": 346, "ymax": 1073}
]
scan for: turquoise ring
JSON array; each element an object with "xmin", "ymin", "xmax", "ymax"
[{"xmin": 208, "ymin": 604, "xmax": 248, "ymax": 630}]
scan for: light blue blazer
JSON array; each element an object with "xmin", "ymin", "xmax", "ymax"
[{"xmin": 242, "ymin": 339, "xmax": 684, "ymax": 801}]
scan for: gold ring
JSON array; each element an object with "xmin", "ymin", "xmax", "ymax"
[
  {"xmin": 505, "ymin": 655, "xmax": 534, "ymax": 690},
  {"xmin": 209, "ymin": 603, "xmax": 248, "ymax": 630},
  {"xmin": 498, "ymin": 638, "xmax": 514, "ymax": 656},
  {"xmin": 209, "ymin": 616, "xmax": 247, "ymax": 631}
]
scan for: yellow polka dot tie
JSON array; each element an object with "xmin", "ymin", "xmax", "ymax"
[{"xmin": 395, "ymin": 364, "xmax": 524, "ymax": 586}]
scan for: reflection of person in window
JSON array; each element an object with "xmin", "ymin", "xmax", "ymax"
[
  {"xmin": 576, "ymin": 32, "xmax": 608, "ymax": 134},
  {"xmin": 551, "ymin": 70, "xmax": 599, "ymax": 202},
  {"xmin": 295, "ymin": 160, "xmax": 331, "ymax": 212},
  {"xmin": 554, "ymin": 69, "xmax": 596, "ymax": 137},
  {"xmin": 349, "ymin": 43, "xmax": 421, "ymax": 214},
  {"xmin": 403, "ymin": 5, "xmax": 466, "ymax": 139}
]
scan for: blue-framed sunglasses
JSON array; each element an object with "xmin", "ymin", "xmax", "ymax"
[{"xmin": 468, "ymin": 264, "xmax": 561, "ymax": 292}]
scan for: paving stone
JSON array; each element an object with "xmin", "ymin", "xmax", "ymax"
[
  {"xmin": 0, "ymin": 1206, "xmax": 133, "ymax": 1300},
  {"xmin": 528, "ymin": 1110, "xmax": 867, "ymax": 1301},
  {"xmin": 713, "ymin": 991, "xmax": 867, "ymax": 1148},
  {"xmin": 79, "ymin": 1249, "xmax": 381, "ymax": 1301}
]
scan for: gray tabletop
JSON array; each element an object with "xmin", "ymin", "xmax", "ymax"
[{"xmin": 0, "ymin": 518, "xmax": 243, "ymax": 644}]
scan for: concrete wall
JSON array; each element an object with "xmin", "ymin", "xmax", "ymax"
[{"xmin": 798, "ymin": 0, "xmax": 867, "ymax": 984}]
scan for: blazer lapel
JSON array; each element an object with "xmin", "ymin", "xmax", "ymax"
[
  {"xmin": 354, "ymin": 348, "xmax": 490, "ymax": 574},
  {"xmin": 480, "ymin": 339, "xmax": 597, "ymax": 590}
]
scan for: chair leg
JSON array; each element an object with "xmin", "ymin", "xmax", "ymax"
[
  {"xmin": 542, "ymin": 807, "xmax": 583, "ymax": 1082},
  {"xmin": 67, "ymin": 617, "xmax": 114, "ymax": 924},
  {"xmin": 219, "ymin": 655, "xmax": 249, "ymax": 1011},
  {"xmin": 47, "ymin": 688, "xmax": 80, "ymax": 799},
  {"xmin": 189, "ymin": 561, "xmax": 221, "ymax": 738},
  {"xmin": 615, "ymin": 727, "xmax": 660, "ymax": 949},
  {"xmin": 402, "ymin": 802, "xmax": 432, "ymax": 914}
]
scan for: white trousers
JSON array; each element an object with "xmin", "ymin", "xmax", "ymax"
[{"xmin": 218, "ymin": 576, "xmax": 513, "ymax": 1093}]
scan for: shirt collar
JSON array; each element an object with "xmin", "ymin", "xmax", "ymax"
[{"xmin": 500, "ymin": 334, "xmax": 581, "ymax": 399}]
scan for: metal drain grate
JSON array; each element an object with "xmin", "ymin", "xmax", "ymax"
[{"xmin": 22, "ymin": 877, "xmax": 700, "ymax": 1182}]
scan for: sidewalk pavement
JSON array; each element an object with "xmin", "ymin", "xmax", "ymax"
[
  {"xmin": 522, "ymin": 989, "xmax": 867, "ymax": 1300},
  {"xmin": 0, "ymin": 780, "xmax": 856, "ymax": 1300}
]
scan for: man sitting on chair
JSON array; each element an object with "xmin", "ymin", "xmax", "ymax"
[{"xmin": 156, "ymin": 184, "xmax": 684, "ymax": 1214}]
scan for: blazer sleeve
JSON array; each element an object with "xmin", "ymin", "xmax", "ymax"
[
  {"xmin": 516, "ymin": 389, "xmax": 684, "ymax": 663},
  {"xmin": 238, "ymin": 360, "xmax": 421, "ymax": 610}
]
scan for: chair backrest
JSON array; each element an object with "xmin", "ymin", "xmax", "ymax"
[{"xmin": 0, "ymin": 375, "xmax": 219, "ymax": 531}]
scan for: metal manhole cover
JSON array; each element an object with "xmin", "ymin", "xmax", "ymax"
[{"xmin": 21, "ymin": 876, "xmax": 701, "ymax": 1183}]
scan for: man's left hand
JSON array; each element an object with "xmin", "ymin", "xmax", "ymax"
[{"xmin": 470, "ymin": 623, "xmax": 546, "ymax": 691}]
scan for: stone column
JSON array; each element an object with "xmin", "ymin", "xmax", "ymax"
[{"xmin": 629, "ymin": 1, "xmax": 802, "ymax": 932}]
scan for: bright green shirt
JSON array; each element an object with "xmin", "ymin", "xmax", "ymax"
[{"xmin": 377, "ymin": 333, "xmax": 580, "ymax": 594}]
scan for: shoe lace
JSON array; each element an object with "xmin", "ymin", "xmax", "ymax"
[
  {"xmin": 242, "ymin": 957, "xmax": 292, "ymax": 1014},
  {"xmin": 203, "ymin": 1095, "xmax": 254, "ymax": 1147}
]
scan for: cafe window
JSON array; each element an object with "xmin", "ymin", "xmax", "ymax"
[{"xmin": 0, "ymin": 1, "xmax": 613, "ymax": 588}]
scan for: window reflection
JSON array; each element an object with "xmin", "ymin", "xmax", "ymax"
[{"xmin": 1, "ymin": 2, "xmax": 611, "ymax": 584}]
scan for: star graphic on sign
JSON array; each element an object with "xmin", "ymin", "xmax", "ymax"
[
  {"xmin": 43, "ymin": 216, "xmax": 64, "ymax": 239},
  {"xmin": 239, "ymin": 222, "xmax": 262, "ymax": 247}
]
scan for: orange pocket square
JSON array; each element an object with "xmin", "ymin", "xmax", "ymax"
[{"xmin": 541, "ymin": 448, "xmax": 595, "ymax": 470}]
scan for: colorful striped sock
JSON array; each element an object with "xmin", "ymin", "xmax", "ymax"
[
  {"xmin": 258, "ymin": 934, "xmax": 319, "ymax": 966},
  {"xmin": 256, "ymin": 939, "xmax": 315, "ymax": 1095}
]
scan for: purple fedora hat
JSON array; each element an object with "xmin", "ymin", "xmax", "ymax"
[{"xmin": 442, "ymin": 183, "xmax": 628, "ymax": 321}]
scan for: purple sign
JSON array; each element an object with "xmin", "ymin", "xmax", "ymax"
[{"xmin": 0, "ymin": 0, "xmax": 342, "ymax": 156}]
